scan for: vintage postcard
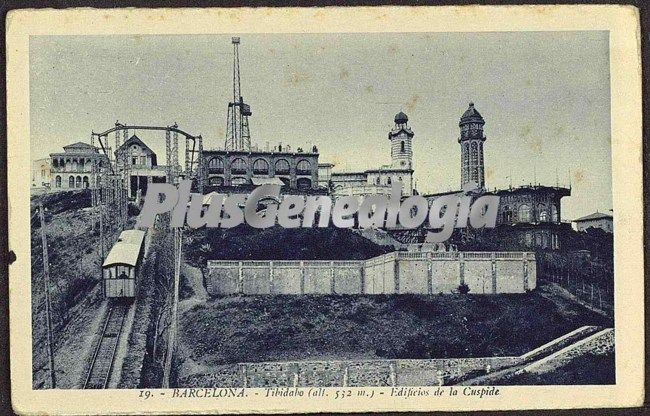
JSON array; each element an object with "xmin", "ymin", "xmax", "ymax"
[{"xmin": 7, "ymin": 5, "xmax": 644, "ymax": 414}]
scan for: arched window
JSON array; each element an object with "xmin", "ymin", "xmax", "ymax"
[
  {"xmin": 252, "ymin": 159, "xmax": 269, "ymax": 175},
  {"xmin": 55, "ymin": 175, "xmax": 61, "ymax": 188},
  {"xmin": 501, "ymin": 206, "xmax": 513, "ymax": 223},
  {"xmin": 208, "ymin": 157, "xmax": 224, "ymax": 173},
  {"xmin": 231, "ymin": 158, "xmax": 247, "ymax": 174},
  {"xmin": 296, "ymin": 160, "xmax": 311, "ymax": 174},
  {"xmin": 69, "ymin": 176, "xmax": 75, "ymax": 188},
  {"xmin": 551, "ymin": 205, "xmax": 558, "ymax": 223},
  {"xmin": 79, "ymin": 159, "xmax": 85, "ymax": 172},
  {"xmin": 275, "ymin": 159, "xmax": 290, "ymax": 174},
  {"xmin": 400, "ymin": 141, "xmax": 405, "ymax": 152},
  {"xmin": 83, "ymin": 176, "xmax": 89, "ymax": 188},
  {"xmin": 297, "ymin": 178, "xmax": 312, "ymax": 190},
  {"xmin": 518, "ymin": 204, "xmax": 531, "ymax": 223},
  {"xmin": 231, "ymin": 177, "xmax": 248, "ymax": 186},
  {"xmin": 52, "ymin": 159, "xmax": 59, "ymax": 168},
  {"xmin": 76, "ymin": 176, "xmax": 82, "ymax": 188},
  {"xmin": 538, "ymin": 204, "xmax": 549, "ymax": 222}
]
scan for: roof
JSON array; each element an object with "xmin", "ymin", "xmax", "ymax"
[
  {"xmin": 117, "ymin": 229, "xmax": 146, "ymax": 245},
  {"xmin": 394, "ymin": 111, "xmax": 408, "ymax": 123},
  {"xmin": 102, "ymin": 230, "xmax": 145, "ymax": 267},
  {"xmin": 62, "ymin": 142, "xmax": 99, "ymax": 153},
  {"xmin": 117, "ymin": 135, "xmax": 155, "ymax": 155},
  {"xmin": 574, "ymin": 212, "xmax": 613, "ymax": 222},
  {"xmin": 459, "ymin": 102, "xmax": 485, "ymax": 125}
]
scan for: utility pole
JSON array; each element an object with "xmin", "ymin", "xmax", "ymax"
[{"xmin": 38, "ymin": 200, "xmax": 56, "ymax": 388}]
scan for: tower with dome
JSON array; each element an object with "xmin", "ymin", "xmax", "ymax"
[{"xmin": 329, "ymin": 111, "xmax": 416, "ymax": 196}]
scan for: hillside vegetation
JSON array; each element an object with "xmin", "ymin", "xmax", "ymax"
[
  {"xmin": 177, "ymin": 283, "xmax": 611, "ymax": 370},
  {"xmin": 183, "ymin": 225, "xmax": 391, "ymax": 267}
]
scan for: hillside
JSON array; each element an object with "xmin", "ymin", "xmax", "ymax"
[
  {"xmin": 176, "ymin": 282, "xmax": 612, "ymax": 384},
  {"xmin": 183, "ymin": 225, "xmax": 391, "ymax": 267}
]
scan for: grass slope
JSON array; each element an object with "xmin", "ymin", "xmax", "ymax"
[{"xmin": 178, "ymin": 284, "xmax": 611, "ymax": 370}]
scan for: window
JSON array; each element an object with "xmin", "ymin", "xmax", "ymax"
[
  {"xmin": 55, "ymin": 176, "xmax": 61, "ymax": 188},
  {"xmin": 231, "ymin": 177, "xmax": 248, "ymax": 186},
  {"xmin": 501, "ymin": 206, "xmax": 513, "ymax": 223},
  {"xmin": 209, "ymin": 176, "xmax": 224, "ymax": 186},
  {"xmin": 83, "ymin": 176, "xmax": 89, "ymax": 188},
  {"xmin": 400, "ymin": 141, "xmax": 405, "ymax": 152},
  {"xmin": 539, "ymin": 210, "xmax": 548, "ymax": 222},
  {"xmin": 275, "ymin": 159, "xmax": 290, "ymax": 174},
  {"xmin": 132, "ymin": 157, "xmax": 138, "ymax": 165},
  {"xmin": 208, "ymin": 157, "xmax": 224, "ymax": 173},
  {"xmin": 551, "ymin": 205, "xmax": 558, "ymax": 223},
  {"xmin": 518, "ymin": 204, "xmax": 531, "ymax": 223},
  {"xmin": 297, "ymin": 178, "xmax": 312, "ymax": 189},
  {"xmin": 252, "ymin": 159, "xmax": 269, "ymax": 175},
  {"xmin": 76, "ymin": 176, "xmax": 82, "ymax": 188},
  {"xmin": 231, "ymin": 158, "xmax": 247, "ymax": 174},
  {"xmin": 141, "ymin": 156, "xmax": 147, "ymax": 165},
  {"xmin": 69, "ymin": 176, "xmax": 75, "ymax": 188},
  {"xmin": 296, "ymin": 160, "xmax": 311, "ymax": 174}
]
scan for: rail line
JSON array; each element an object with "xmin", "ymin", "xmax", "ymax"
[{"xmin": 83, "ymin": 302, "xmax": 128, "ymax": 389}]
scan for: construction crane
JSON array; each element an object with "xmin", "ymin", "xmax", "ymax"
[{"xmin": 224, "ymin": 37, "xmax": 253, "ymax": 151}]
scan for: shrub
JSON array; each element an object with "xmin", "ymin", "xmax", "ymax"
[{"xmin": 458, "ymin": 283, "xmax": 470, "ymax": 294}]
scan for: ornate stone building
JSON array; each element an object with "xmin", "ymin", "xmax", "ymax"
[
  {"xmin": 422, "ymin": 103, "xmax": 571, "ymax": 250},
  {"xmin": 202, "ymin": 146, "xmax": 320, "ymax": 190},
  {"xmin": 32, "ymin": 158, "xmax": 51, "ymax": 189},
  {"xmin": 49, "ymin": 142, "xmax": 108, "ymax": 190},
  {"xmin": 330, "ymin": 112, "xmax": 415, "ymax": 196}
]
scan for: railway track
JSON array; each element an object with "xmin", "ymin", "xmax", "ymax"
[{"xmin": 83, "ymin": 302, "xmax": 128, "ymax": 389}]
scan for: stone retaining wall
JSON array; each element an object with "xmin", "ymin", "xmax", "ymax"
[
  {"xmin": 179, "ymin": 356, "xmax": 523, "ymax": 388},
  {"xmin": 206, "ymin": 251, "xmax": 536, "ymax": 296}
]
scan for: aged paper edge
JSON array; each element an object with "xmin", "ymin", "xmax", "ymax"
[{"xmin": 6, "ymin": 5, "xmax": 644, "ymax": 415}]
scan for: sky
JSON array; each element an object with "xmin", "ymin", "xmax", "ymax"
[{"xmin": 30, "ymin": 32, "xmax": 611, "ymax": 221}]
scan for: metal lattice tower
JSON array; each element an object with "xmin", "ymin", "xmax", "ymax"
[{"xmin": 224, "ymin": 37, "xmax": 252, "ymax": 151}]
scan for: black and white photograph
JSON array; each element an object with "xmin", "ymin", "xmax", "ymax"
[{"xmin": 7, "ymin": 5, "xmax": 644, "ymax": 415}]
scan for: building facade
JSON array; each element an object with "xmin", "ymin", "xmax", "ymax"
[
  {"xmin": 32, "ymin": 158, "xmax": 51, "ymax": 189},
  {"xmin": 573, "ymin": 212, "xmax": 613, "ymax": 233},
  {"xmin": 49, "ymin": 142, "xmax": 108, "ymax": 190},
  {"xmin": 202, "ymin": 147, "xmax": 320, "ymax": 190},
  {"xmin": 330, "ymin": 112, "xmax": 415, "ymax": 196},
  {"xmin": 115, "ymin": 135, "xmax": 167, "ymax": 197}
]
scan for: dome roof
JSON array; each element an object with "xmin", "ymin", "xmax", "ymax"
[
  {"xmin": 394, "ymin": 111, "xmax": 408, "ymax": 124},
  {"xmin": 459, "ymin": 102, "xmax": 485, "ymax": 125}
]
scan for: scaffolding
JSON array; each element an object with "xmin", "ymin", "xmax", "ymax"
[{"xmin": 91, "ymin": 123, "xmax": 204, "ymax": 245}]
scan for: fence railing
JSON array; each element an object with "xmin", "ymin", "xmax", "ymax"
[{"xmin": 539, "ymin": 263, "xmax": 613, "ymax": 315}]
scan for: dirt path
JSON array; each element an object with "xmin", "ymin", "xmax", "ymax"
[{"xmin": 179, "ymin": 263, "xmax": 208, "ymax": 314}]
